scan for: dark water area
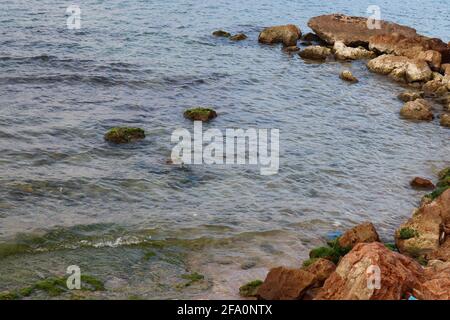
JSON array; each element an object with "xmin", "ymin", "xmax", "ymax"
[{"xmin": 0, "ymin": 0, "xmax": 449, "ymax": 298}]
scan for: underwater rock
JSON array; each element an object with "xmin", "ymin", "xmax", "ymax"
[
  {"xmin": 183, "ymin": 107, "xmax": 217, "ymax": 122},
  {"xmin": 258, "ymin": 24, "xmax": 301, "ymax": 47},
  {"xmin": 212, "ymin": 30, "xmax": 231, "ymax": 37},
  {"xmin": 230, "ymin": 33, "xmax": 247, "ymax": 41},
  {"xmin": 398, "ymin": 91, "xmax": 424, "ymax": 102},
  {"xmin": 104, "ymin": 127, "xmax": 145, "ymax": 144},
  {"xmin": 400, "ymin": 99, "xmax": 434, "ymax": 121},
  {"xmin": 339, "ymin": 70, "xmax": 358, "ymax": 83},
  {"xmin": 299, "ymin": 46, "xmax": 332, "ymax": 61}
]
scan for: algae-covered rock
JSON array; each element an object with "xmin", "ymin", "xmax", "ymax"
[
  {"xmin": 183, "ymin": 107, "xmax": 217, "ymax": 122},
  {"xmin": 104, "ymin": 127, "xmax": 145, "ymax": 144},
  {"xmin": 230, "ymin": 33, "xmax": 247, "ymax": 41},
  {"xmin": 212, "ymin": 30, "xmax": 231, "ymax": 37},
  {"xmin": 239, "ymin": 280, "xmax": 263, "ymax": 297}
]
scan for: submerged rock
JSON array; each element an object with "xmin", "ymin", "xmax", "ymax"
[
  {"xmin": 316, "ymin": 242, "xmax": 423, "ymax": 300},
  {"xmin": 104, "ymin": 127, "xmax": 145, "ymax": 144},
  {"xmin": 338, "ymin": 222, "xmax": 380, "ymax": 249},
  {"xmin": 257, "ymin": 267, "xmax": 316, "ymax": 300},
  {"xmin": 212, "ymin": 30, "xmax": 231, "ymax": 38},
  {"xmin": 299, "ymin": 45, "xmax": 332, "ymax": 61},
  {"xmin": 441, "ymin": 114, "xmax": 450, "ymax": 127},
  {"xmin": 301, "ymin": 32, "xmax": 322, "ymax": 43},
  {"xmin": 399, "ymin": 99, "xmax": 434, "ymax": 121},
  {"xmin": 183, "ymin": 107, "xmax": 217, "ymax": 122},
  {"xmin": 367, "ymin": 55, "xmax": 432, "ymax": 83},
  {"xmin": 230, "ymin": 33, "xmax": 247, "ymax": 41},
  {"xmin": 398, "ymin": 91, "xmax": 423, "ymax": 102},
  {"xmin": 282, "ymin": 46, "xmax": 300, "ymax": 53},
  {"xmin": 410, "ymin": 177, "xmax": 435, "ymax": 189},
  {"xmin": 339, "ymin": 70, "xmax": 358, "ymax": 83},
  {"xmin": 333, "ymin": 41, "xmax": 376, "ymax": 60},
  {"xmin": 308, "ymin": 14, "xmax": 417, "ymax": 46},
  {"xmin": 258, "ymin": 24, "xmax": 301, "ymax": 47}
]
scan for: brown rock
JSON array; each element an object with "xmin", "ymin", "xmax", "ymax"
[
  {"xmin": 339, "ymin": 70, "xmax": 358, "ymax": 83},
  {"xmin": 258, "ymin": 25, "xmax": 301, "ymax": 47},
  {"xmin": 257, "ymin": 267, "xmax": 316, "ymax": 300},
  {"xmin": 301, "ymin": 32, "xmax": 322, "ymax": 42},
  {"xmin": 299, "ymin": 45, "xmax": 332, "ymax": 61},
  {"xmin": 440, "ymin": 113, "xmax": 450, "ymax": 127},
  {"xmin": 410, "ymin": 177, "xmax": 435, "ymax": 189},
  {"xmin": 400, "ymin": 99, "xmax": 434, "ymax": 121},
  {"xmin": 338, "ymin": 222, "xmax": 380, "ymax": 249},
  {"xmin": 441, "ymin": 64, "xmax": 450, "ymax": 75},
  {"xmin": 398, "ymin": 91, "xmax": 423, "ymax": 102},
  {"xmin": 414, "ymin": 261, "xmax": 450, "ymax": 300},
  {"xmin": 395, "ymin": 189, "xmax": 450, "ymax": 259},
  {"xmin": 422, "ymin": 79, "xmax": 448, "ymax": 96},
  {"xmin": 230, "ymin": 33, "xmax": 247, "ymax": 41},
  {"xmin": 304, "ymin": 258, "xmax": 336, "ymax": 285},
  {"xmin": 417, "ymin": 50, "xmax": 442, "ymax": 71},
  {"xmin": 308, "ymin": 14, "xmax": 417, "ymax": 46},
  {"xmin": 316, "ymin": 242, "xmax": 423, "ymax": 300},
  {"xmin": 282, "ymin": 46, "xmax": 300, "ymax": 53},
  {"xmin": 367, "ymin": 55, "xmax": 432, "ymax": 83}
]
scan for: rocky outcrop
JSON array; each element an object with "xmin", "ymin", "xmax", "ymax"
[
  {"xmin": 258, "ymin": 25, "xmax": 301, "ymax": 47},
  {"xmin": 367, "ymin": 55, "xmax": 432, "ymax": 83},
  {"xmin": 410, "ymin": 177, "xmax": 435, "ymax": 189},
  {"xmin": 308, "ymin": 14, "xmax": 417, "ymax": 46},
  {"xmin": 400, "ymin": 99, "xmax": 434, "ymax": 121},
  {"xmin": 333, "ymin": 41, "xmax": 375, "ymax": 60},
  {"xmin": 256, "ymin": 267, "xmax": 316, "ymax": 300},
  {"xmin": 316, "ymin": 242, "xmax": 423, "ymax": 300},
  {"xmin": 441, "ymin": 114, "xmax": 450, "ymax": 127},
  {"xmin": 299, "ymin": 46, "xmax": 332, "ymax": 61},
  {"xmin": 338, "ymin": 222, "xmax": 380, "ymax": 249},
  {"xmin": 339, "ymin": 70, "xmax": 358, "ymax": 83}
]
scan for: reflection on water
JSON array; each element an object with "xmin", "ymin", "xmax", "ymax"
[{"xmin": 0, "ymin": 0, "xmax": 449, "ymax": 298}]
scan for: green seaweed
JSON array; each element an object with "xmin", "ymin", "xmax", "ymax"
[
  {"xmin": 239, "ymin": 280, "xmax": 263, "ymax": 297},
  {"xmin": 183, "ymin": 108, "xmax": 217, "ymax": 121},
  {"xmin": 104, "ymin": 127, "xmax": 145, "ymax": 144},
  {"xmin": 384, "ymin": 243, "xmax": 398, "ymax": 251},
  {"xmin": 143, "ymin": 251, "xmax": 156, "ymax": 260},
  {"xmin": 0, "ymin": 291, "xmax": 20, "ymax": 300},
  {"xmin": 302, "ymin": 258, "xmax": 318, "ymax": 268},
  {"xmin": 179, "ymin": 272, "xmax": 205, "ymax": 287},
  {"xmin": 399, "ymin": 227, "xmax": 419, "ymax": 240}
]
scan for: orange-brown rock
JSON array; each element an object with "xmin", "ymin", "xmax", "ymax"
[
  {"xmin": 258, "ymin": 25, "xmax": 301, "ymax": 47},
  {"xmin": 257, "ymin": 267, "xmax": 316, "ymax": 300},
  {"xmin": 395, "ymin": 189, "xmax": 450, "ymax": 259},
  {"xmin": 338, "ymin": 222, "xmax": 380, "ymax": 249},
  {"xmin": 304, "ymin": 258, "xmax": 336, "ymax": 284},
  {"xmin": 308, "ymin": 14, "xmax": 417, "ymax": 46},
  {"xmin": 441, "ymin": 113, "xmax": 450, "ymax": 127},
  {"xmin": 316, "ymin": 242, "xmax": 423, "ymax": 300},
  {"xmin": 414, "ymin": 260, "xmax": 450, "ymax": 300},
  {"xmin": 441, "ymin": 64, "xmax": 450, "ymax": 76},
  {"xmin": 410, "ymin": 177, "xmax": 435, "ymax": 189},
  {"xmin": 400, "ymin": 99, "xmax": 434, "ymax": 121}
]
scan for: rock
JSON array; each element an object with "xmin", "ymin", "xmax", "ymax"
[
  {"xmin": 417, "ymin": 50, "xmax": 442, "ymax": 71},
  {"xmin": 104, "ymin": 127, "xmax": 145, "ymax": 144},
  {"xmin": 184, "ymin": 107, "xmax": 217, "ymax": 122},
  {"xmin": 441, "ymin": 64, "xmax": 450, "ymax": 75},
  {"xmin": 367, "ymin": 55, "xmax": 432, "ymax": 83},
  {"xmin": 333, "ymin": 41, "xmax": 376, "ymax": 60},
  {"xmin": 338, "ymin": 222, "xmax": 380, "ymax": 249},
  {"xmin": 257, "ymin": 267, "xmax": 316, "ymax": 300},
  {"xmin": 301, "ymin": 32, "xmax": 322, "ymax": 42},
  {"xmin": 316, "ymin": 242, "xmax": 423, "ymax": 300},
  {"xmin": 230, "ymin": 33, "xmax": 247, "ymax": 41},
  {"xmin": 422, "ymin": 79, "xmax": 449, "ymax": 97},
  {"xmin": 304, "ymin": 258, "xmax": 336, "ymax": 285},
  {"xmin": 398, "ymin": 91, "xmax": 423, "ymax": 102},
  {"xmin": 299, "ymin": 46, "xmax": 332, "ymax": 61},
  {"xmin": 258, "ymin": 24, "xmax": 301, "ymax": 47},
  {"xmin": 308, "ymin": 14, "xmax": 417, "ymax": 46},
  {"xmin": 395, "ymin": 189, "xmax": 450, "ymax": 259},
  {"xmin": 410, "ymin": 177, "xmax": 435, "ymax": 189},
  {"xmin": 212, "ymin": 30, "xmax": 231, "ymax": 38},
  {"xmin": 239, "ymin": 280, "xmax": 263, "ymax": 297},
  {"xmin": 414, "ymin": 261, "xmax": 450, "ymax": 300},
  {"xmin": 282, "ymin": 46, "xmax": 300, "ymax": 53},
  {"xmin": 339, "ymin": 70, "xmax": 358, "ymax": 83},
  {"xmin": 441, "ymin": 114, "xmax": 450, "ymax": 127},
  {"xmin": 400, "ymin": 99, "xmax": 434, "ymax": 121}
]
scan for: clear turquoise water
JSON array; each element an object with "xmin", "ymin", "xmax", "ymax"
[{"xmin": 0, "ymin": 0, "xmax": 449, "ymax": 299}]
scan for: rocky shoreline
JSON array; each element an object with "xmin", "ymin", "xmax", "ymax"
[{"xmin": 234, "ymin": 13, "xmax": 450, "ymax": 300}]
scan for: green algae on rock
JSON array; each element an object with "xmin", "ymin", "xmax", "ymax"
[
  {"xmin": 183, "ymin": 108, "xmax": 217, "ymax": 122},
  {"xmin": 104, "ymin": 127, "xmax": 145, "ymax": 144},
  {"xmin": 212, "ymin": 30, "xmax": 231, "ymax": 37},
  {"xmin": 239, "ymin": 280, "xmax": 263, "ymax": 297},
  {"xmin": 399, "ymin": 227, "xmax": 419, "ymax": 240}
]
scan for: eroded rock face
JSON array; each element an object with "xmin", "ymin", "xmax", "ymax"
[
  {"xmin": 400, "ymin": 99, "xmax": 434, "ymax": 121},
  {"xmin": 367, "ymin": 55, "xmax": 432, "ymax": 83},
  {"xmin": 308, "ymin": 14, "xmax": 417, "ymax": 46},
  {"xmin": 258, "ymin": 25, "xmax": 301, "ymax": 47},
  {"xmin": 299, "ymin": 46, "xmax": 332, "ymax": 61},
  {"xmin": 338, "ymin": 222, "xmax": 380, "ymax": 249},
  {"xmin": 414, "ymin": 261, "xmax": 450, "ymax": 300},
  {"xmin": 257, "ymin": 267, "xmax": 316, "ymax": 300},
  {"xmin": 369, "ymin": 34, "xmax": 450, "ymax": 65},
  {"xmin": 333, "ymin": 41, "xmax": 376, "ymax": 60},
  {"xmin": 441, "ymin": 114, "xmax": 450, "ymax": 127},
  {"xmin": 316, "ymin": 242, "xmax": 423, "ymax": 300},
  {"xmin": 304, "ymin": 258, "xmax": 336, "ymax": 285},
  {"xmin": 395, "ymin": 189, "xmax": 450, "ymax": 259}
]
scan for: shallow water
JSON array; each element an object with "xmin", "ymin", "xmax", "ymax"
[{"xmin": 0, "ymin": 0, "xmax": 449, "ymax": 299}]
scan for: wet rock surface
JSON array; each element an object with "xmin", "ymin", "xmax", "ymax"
[
  {"xmin": 258, "ymin": 24, "xmax": 301, "ymax": 47},
  {"xmin": 400, "ymin": 99, "xmax": 434, "ymax": 121}
]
